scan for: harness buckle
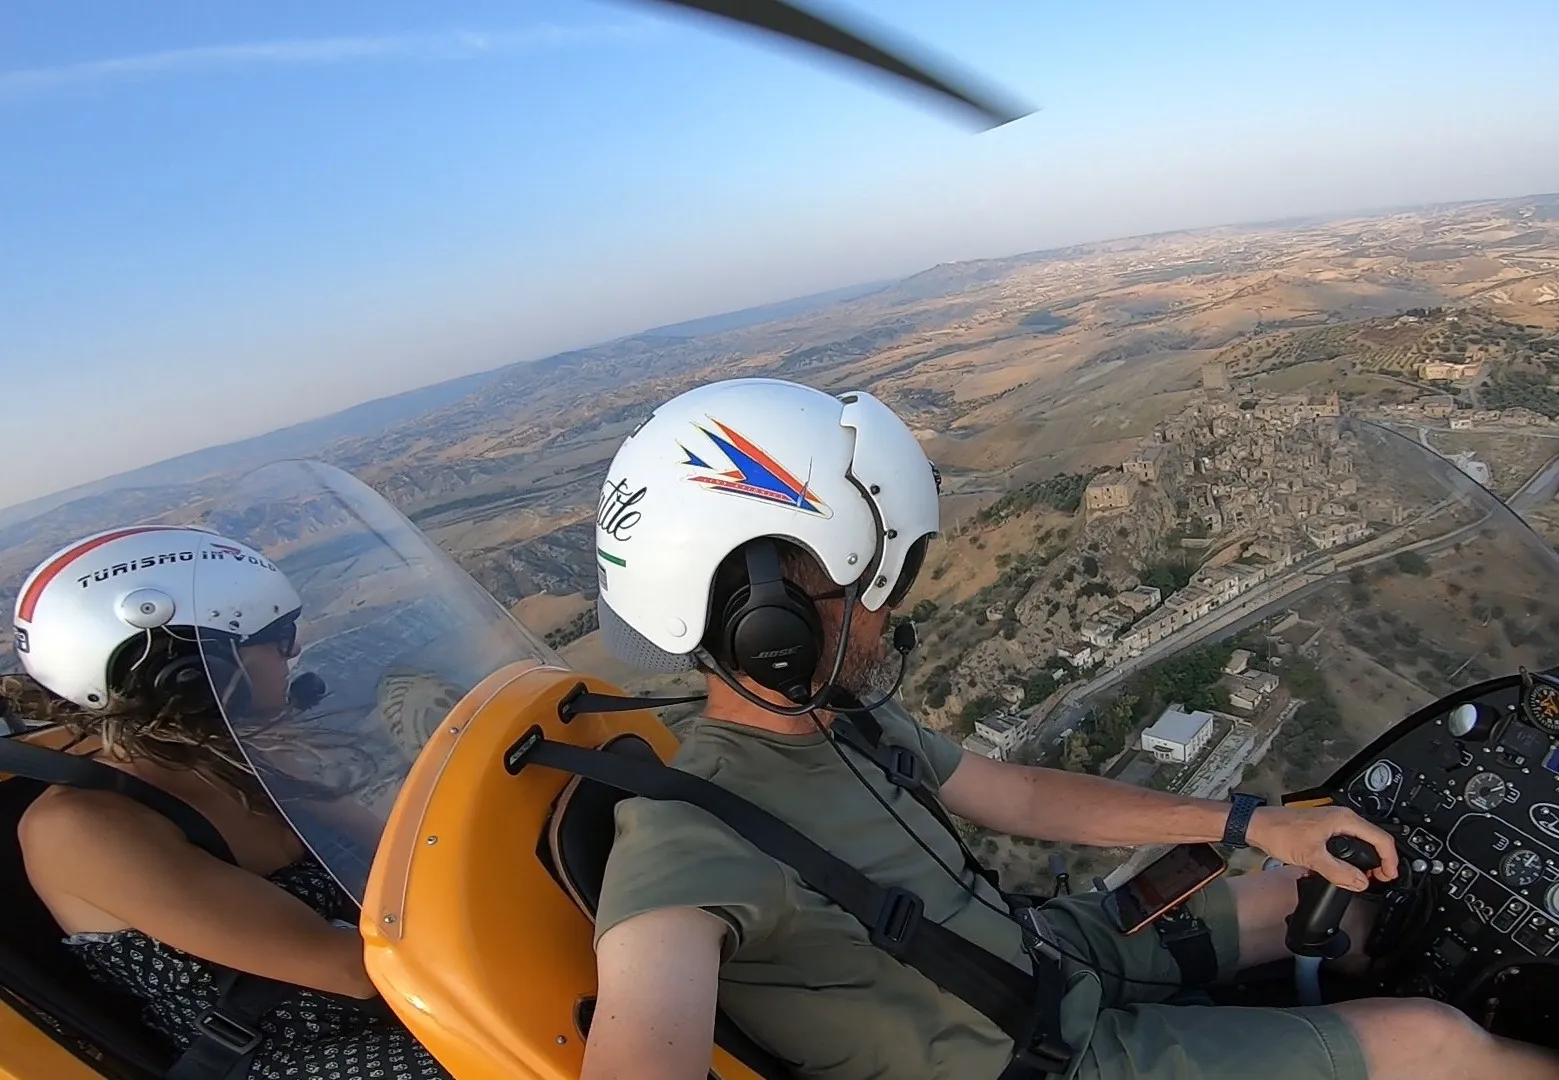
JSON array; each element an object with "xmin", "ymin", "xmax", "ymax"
[
  {"xmin": 194, "ymin": 1009, "xmax": 262, "ymax": 1055},
  {"xmin": 1154, "ymin": 906, "xmax": 1218, "ymax": 986},
  {"xmin": 870, "ymin": 887, "xmax": 924, "ymax": 955}
]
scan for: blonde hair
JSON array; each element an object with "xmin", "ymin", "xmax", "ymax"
[{"xmin": 0, "ymin": 668, "xmax": 276, "ymax": 815}]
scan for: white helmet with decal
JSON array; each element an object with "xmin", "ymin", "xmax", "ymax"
[
  {"xmin": 595, "ymin": 377, "xmax": 939, "ymax": 672},
  {"xmin": 13, "ymin": 526, "xmax": 302, "ymax": 710}
]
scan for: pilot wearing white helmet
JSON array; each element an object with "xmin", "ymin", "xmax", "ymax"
[{"xmin": 581, "ymin": 377, "xmax": 1417, "ymax": 1080}]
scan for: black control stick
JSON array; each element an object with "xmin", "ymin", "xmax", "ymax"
[{"xmin": 1285, "ymin": 835, "xmax": 1382, "ymax": 960}]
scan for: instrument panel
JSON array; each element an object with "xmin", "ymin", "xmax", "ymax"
[{"xmin": 1333, "ymin": 673, "xmax": 1559, "ymax": 1003}]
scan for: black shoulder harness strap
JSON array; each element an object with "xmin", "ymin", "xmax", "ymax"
[
  {"xmin": 0, "ymin": 736, "xmax": 235, "ymax": 864},
  {"xmin": 0, "ymin": 736, "xmax": 376, "ymax": 1079},
  {"xmin": 506, "ymin": 729, "xmax": 1072, "ymax": 1074},
  {"xmin": 827, "ymin": 713, "xmax": 1006, "ymax": 893}
]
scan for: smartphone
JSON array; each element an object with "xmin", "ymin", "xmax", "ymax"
[{"xmin": 1103, "ymin": 842, "xmax": 1228, "ymax": 935}]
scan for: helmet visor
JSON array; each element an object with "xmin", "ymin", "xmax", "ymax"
[{"xmin": 885, "ymin": 533, "xmax": 932, "ymax": 609}]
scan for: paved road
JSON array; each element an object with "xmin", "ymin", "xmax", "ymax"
[
  {"xmin": 1510, "ymin": 450, "xmax": 1559, "ymax": 514},
  {"xmin": 1028, "ymin": 571, "xmax": 1332, "ymax": 752}
]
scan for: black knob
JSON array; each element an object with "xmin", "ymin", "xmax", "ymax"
[{"xmin": 1327, "ymin": 834, "xmax": 1383, "ymax": 871}]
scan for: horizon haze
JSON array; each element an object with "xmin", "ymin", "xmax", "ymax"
[{"xmin": 5, "ymin": 0, "xmax": 1559, "ymax": 506}]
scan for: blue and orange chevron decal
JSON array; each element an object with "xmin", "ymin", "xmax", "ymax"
[{"xmin": 680, "ymin": 419, "xmax": 830, "ymax": 517}]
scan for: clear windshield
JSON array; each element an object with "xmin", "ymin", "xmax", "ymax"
[
  {"xmin": 192, "ymin": 460, "xmax": 565, "ymax": 902},
  {"xmin": 1039, "ymin": 416, "xmax": 1559, "ymax": 826}
]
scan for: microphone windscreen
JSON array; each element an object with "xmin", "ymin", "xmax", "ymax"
[
  {"xmin": 892, "ymin": 620, "xmax": 918, "ymax": 654},
  {"xmin": 287, "ymin": 672, "xmax": 329, "ymax": 711}
]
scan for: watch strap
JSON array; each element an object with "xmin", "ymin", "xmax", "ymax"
[{"xmin": 1222, "ymin": 792, "xmax": 1266, "ymax": 848}]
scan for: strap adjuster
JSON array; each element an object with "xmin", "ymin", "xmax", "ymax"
[
  {"xmin": 1154, "ymin": 907, "xmax": 1218, "ymax": 986},
  {"xmin": 1012, "ymin": 1037, "xmax": 1073, "ymax": 1074},
  {"xmin": 870, "ymin": 887, "xmax": 924, "ymax": 955},
  {"xmin": 884, "ymin": 746, "xmax": 922, "ymax": 788},
  {"xmin": 1154, "ymin": 905, "xmax": 1205, "ymax": 943},
  {"xmin": 194, "ymin": 1009, "xmax": 262, "ymax": 1055}
]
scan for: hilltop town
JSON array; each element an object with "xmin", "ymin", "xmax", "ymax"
[
  {"xmin": 907, "ymin": 330, "xmax": 1559, "ymax": 887},
  {"xmin": 918, "ymin": 369, "xmax": 1360, "ymax": 743}
]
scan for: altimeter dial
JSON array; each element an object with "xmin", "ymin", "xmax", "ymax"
[{"xmin": 1502, "ymin": 849, "xmax": 1544, "ymax": 890}]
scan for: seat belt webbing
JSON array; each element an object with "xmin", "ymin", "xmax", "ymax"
[{"xmin": 508, "ymin": 732, "xmax": 1058, "ymax": 1055}]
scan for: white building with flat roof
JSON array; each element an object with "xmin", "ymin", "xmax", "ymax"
[
  {"xmin": 973, "ymin": 712, "xmax": 1024, "ymax": 761},
  {"xmin": 962, "ymin": 733, "xmax": 1000, "ymax": 759},
  {"xmin": 1141, "ymin": 704, "xmax": 1215, "ymax": 764}
]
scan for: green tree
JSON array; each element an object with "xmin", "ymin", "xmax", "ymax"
[
  {"xmin": 962, "ymin": 694, "xmax": 1004, "ymax": 726},
  {"xmin": 1022, "ymin": 670, "xmax": 1059, "ymax": 708}
]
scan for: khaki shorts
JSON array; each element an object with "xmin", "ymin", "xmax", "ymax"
[{"xmin": 1036, "ymin": 881, "xmax": 1369, "ymax": 1080}]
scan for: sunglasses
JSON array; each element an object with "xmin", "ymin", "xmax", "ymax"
[
  {"xmin": 245, "ymin": 617, "xmax": 300, "ymax": 659},
  {"xmin": 808, "ymin": 534, "xmax": 931, "ymax": 610}
]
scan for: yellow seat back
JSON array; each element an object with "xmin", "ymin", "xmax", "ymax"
[{"xmin": 361, "ymin": 662, "xmax": 766, "ymax": 1080}]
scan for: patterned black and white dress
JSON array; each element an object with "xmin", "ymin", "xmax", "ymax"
[{"xmin": 64, "ymin": 857, "xmax": 452, "ymax": 1079}]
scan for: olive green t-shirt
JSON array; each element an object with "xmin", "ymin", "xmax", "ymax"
[{"xmin": 593, "ymin": 701, "xmax": 1029, "ymax": 1079}]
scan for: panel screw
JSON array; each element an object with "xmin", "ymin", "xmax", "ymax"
[
  {"xmin": 556, "ymin": 1036, "xmax": 567, "ymax": 1045},
  {"xmin": 426, "ymin": 836, "xmax": 438, "ymax": 845},
  {"xmin": 383, "ymin": 914, "xmax": 397, "ymax": 925}
]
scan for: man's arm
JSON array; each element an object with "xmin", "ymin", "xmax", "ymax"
[
  {"xmin": 581, "ymin": 906, "xmax": 726, "ymax": 1080},
  {"xmin": 939, "ymin": 750, "xmax": 1234, "ymax": 848},
  {"xmin": 938, "ymin": 750, "xmax": 1398, "ymax": 889}
]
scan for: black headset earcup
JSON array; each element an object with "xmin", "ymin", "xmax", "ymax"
[
  {"xmin": 151, "ymin": 650, "xmax": 249, "ymax": 717},
  {"xmin": 721, "ymin": 541, "xmax": 824, "ymax": 700}
]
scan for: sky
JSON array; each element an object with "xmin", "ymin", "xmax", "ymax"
[{"xmin": 3, "ymin": 0, "xmax": 1559, "ymax": 508}]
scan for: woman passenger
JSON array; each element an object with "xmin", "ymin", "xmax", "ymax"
[{"xmin": 9, "ymin": 525, "xmax": 451, "ymax": 1080}]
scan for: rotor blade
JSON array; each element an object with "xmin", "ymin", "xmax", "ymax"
[{"xmin": 627, "ymin": 0, "xmax": 1032, "ymax": 129}]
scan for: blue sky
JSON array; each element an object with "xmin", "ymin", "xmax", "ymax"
[{"xmin": 3, "ymin": 0, "xmax": 1558, "ymax": 508}]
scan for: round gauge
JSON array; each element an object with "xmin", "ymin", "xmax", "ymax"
[
  {"xmin": 1547, "ymin": 883, "xmax": 1559, "ymax": 919},
  {"xmin": 1502, "ymin": 849, "xmax": 1544, "ymax": 889},
  {"xmin": 1534, "ymin": 804, "xmax": 1559, "ymax": 841},
  {"xmin": 1364, "ymin": 761, "xmax": 1395, "ymax": 792},
  {"xmin": 1464, "ymin": 771, "xmax": 1509, "ymax": 811},
  {"xmin": 1526, "ymin": 682, "xmax": 1559, "ymax": 734}
]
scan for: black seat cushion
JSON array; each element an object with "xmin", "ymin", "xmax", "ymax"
[
  {"xmin": 546, "ymin": 735, "xmax": 795, "ymax": 1080},
  {"xmin": 0, "ymin": 776, "xmax": 177, "ymax": 1079}
]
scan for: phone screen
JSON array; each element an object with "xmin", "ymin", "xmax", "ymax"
[{"xmin": 1110, "ymin": 843, "xmax": 1227, "ymax": 934}]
